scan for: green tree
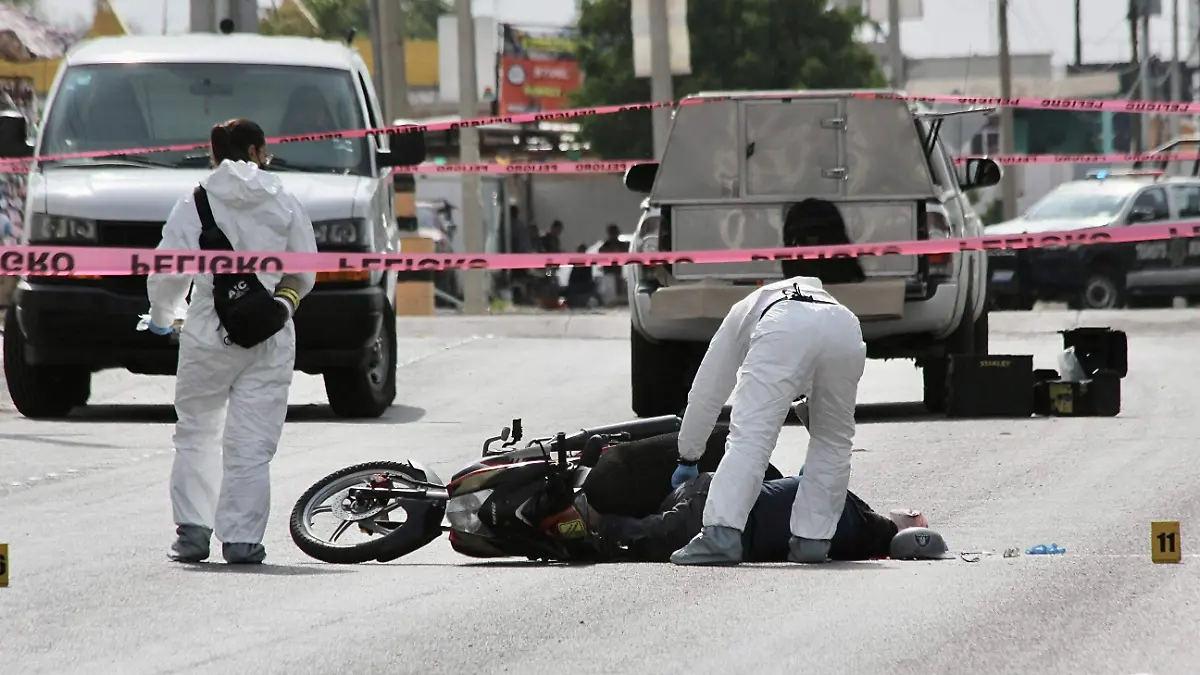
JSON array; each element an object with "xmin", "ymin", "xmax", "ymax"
[
  {"xmin": 259, "ymin": 0, "xmax": 450, "ymax": 41},
  {"xmin": 570, "ymin": 0, "xmax": 885, "ymax": 159}
]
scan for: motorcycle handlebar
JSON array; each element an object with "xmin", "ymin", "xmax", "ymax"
[{"xmin": 554, "ymin": 415, "xmax": 682, "ymax": 453}]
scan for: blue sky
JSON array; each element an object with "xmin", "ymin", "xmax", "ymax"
[{"xmin": 32, "ymin": 0, "xmax": 1196, "ymax": 67}]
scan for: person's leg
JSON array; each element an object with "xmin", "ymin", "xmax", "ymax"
[
  {"xmin": 215, "ymin": 325, "xmax": 296, "ymax": 563},
  {"xmin": 788, "ymin": 306, "xmax": 866, "ymax": 563},
  {"xmin": 168, "ymin": 335, "xmax": 241, "ymax": 562},
  {"xmin": 671, "ymin": 308, "xmax": 817, "ymax": 565}
]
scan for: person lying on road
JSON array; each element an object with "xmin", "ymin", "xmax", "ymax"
[{"xmin": 545, "ymin": 467, "xmax": 942, "ymax": 563}]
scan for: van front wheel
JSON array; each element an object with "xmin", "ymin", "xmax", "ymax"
[
  {"xmin": 3, "ymin": 309, "xmax": 91, "ymax": 419},
  {"xmin": 323, "ymin": 305, "xmax": 398, "ymax": 419}
]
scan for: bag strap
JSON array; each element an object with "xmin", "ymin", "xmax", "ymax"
[
  {"xmin": 193, "ymin": 185, "xmax": 234, "ymax": 252},
  {"xmin": 758, "ymin": 283, "xmax": 834, "ymax": 320}
]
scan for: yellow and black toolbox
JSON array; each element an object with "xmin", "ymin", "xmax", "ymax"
[{"xmin": 1032, "ymin": 327, "xmax": 1127, "ymax": 417}]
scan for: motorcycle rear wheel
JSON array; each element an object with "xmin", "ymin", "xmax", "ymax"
[{"xmin": 289, "ymin": 461, "xmax": 446, "ymax": 565}]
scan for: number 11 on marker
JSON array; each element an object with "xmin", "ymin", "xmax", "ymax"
[{"xmin": 1151, "ymin": 521, "xmax": 1181, "ymax": 563}]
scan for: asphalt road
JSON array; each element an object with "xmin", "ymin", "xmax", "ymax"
[{"xmin": 0, "ymin": 308, "xmax": 1196, "ymax": 675}]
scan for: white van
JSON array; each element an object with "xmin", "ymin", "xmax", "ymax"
[{"xmin": 0, "ymin": 33, "xmax": 426, "ymax": 419}]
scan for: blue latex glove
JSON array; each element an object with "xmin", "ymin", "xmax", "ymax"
[
  {"xmin": 671, "ymin": 461, "xmax": 699, "ymax": 489},
  {"xmin": 147, "ymin": 320, "xmax": 174, "ymax": 336}
]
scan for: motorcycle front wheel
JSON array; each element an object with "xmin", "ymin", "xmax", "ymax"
[{"xmin": 289, "ymin": 461, "xmax": 448, "ymax": 565}]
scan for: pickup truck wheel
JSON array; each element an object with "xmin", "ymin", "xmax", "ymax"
[
  {"xmin": 3, "ymin": 309, "xmax": 90, "ymax": 418},
  {"xmin": 923, "ymin": 306, "xmax": 988, "ymax": 414},
  {"xmin": 323, "ymin": 307, "xmax": 397, "ymax": 419},
  {"xmin": 631, "ymin": 325, "xmax": 701, "ymax": 418}
]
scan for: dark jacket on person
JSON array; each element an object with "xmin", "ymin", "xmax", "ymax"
[{"xmin": 592, "ymin": 473, "xmax": 899, "ymax": 563}]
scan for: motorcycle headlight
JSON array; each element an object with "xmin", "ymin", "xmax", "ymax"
[
  {"xmin": 446, "ymin": 488, "xmax": 493, "ymax": 534},
  {"xmin": 29, "ymin": 214, "xmax": 97, "ymax": 244},
  {"xmin": 312, "ymin": 218, "xmax": 367, "ymax": 247}
]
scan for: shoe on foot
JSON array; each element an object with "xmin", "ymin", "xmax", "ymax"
[
  {"xmin": 670, "ymin": 526, "xmax": 743, "ymax": 566},
  {"xmin": 168, "ymin": 524, "xmax": 212, "ymax": 563},
  {"xmin": 787, "ymin": 536, "xmax": 831, "ymax": 564},
  {"xmin": 222, "ymin": 542, "xmax": 266, "ymax": 564}
]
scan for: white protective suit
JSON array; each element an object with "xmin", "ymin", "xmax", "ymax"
[
  {"xmin": 147, "ymin": 159, "xmax": 317, "ymax": 545},
  {"xmin": 676, "ymin": 276, "xmax": 866, "ymax": 541}
]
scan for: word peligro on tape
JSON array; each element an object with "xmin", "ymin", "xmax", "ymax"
[{"xmin": 3, "ymin": 220, "xmax": 1200, "ymax": 276}]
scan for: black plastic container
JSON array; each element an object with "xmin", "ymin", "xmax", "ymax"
[
  {"xmin": 1033, "ymin": 369, "xmax": 1059, "ymax": 416},
  {"xmin": 945, "ymin": 354, "xmax": 1035, "ymax": 418},
  {"xmin": 1041, "ymin": 370, "xmax": 1121, "ymax": 417},
  {"xmin": 1061, "ymin": 327, "xmax": 1128, "ymax": 378}
]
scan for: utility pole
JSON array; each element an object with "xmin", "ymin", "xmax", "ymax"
[
  {"xmin": 456, "ymin": 0, "xmax": 487, "ymax": 315},
  {"xmin": 368, "ymin": 0, "xmax": 384, "ymax": 95},
  {"xmin": 1171, "ymin": 0, "xmax": 1182, "ymax": 138},
  {"xmin": 1074, "ymin": 0, "xmax": 1082, "ymax": 66},
  {"xmin": 1140, "ymin": 3, "xmax": 1153, "ymax": 149},
  {"xmin": 648, "ymin": 0, "xmax": 673, "ymax": 158},
  {"xmin": 998, "ymin": 0, "xmax": 1017, "ymax": 221},
  {"xmin": 378, "ymin": 0, "xmax": 413, "ymax": 121},
  {"xmin": 887, "ymin": 0, "xmax": 904, "ymax": 88}
]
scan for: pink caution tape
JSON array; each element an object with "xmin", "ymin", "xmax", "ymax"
[
  {"xmin": 1, "ymin": 90, "xmax": 1197, "ymax": 169},
  {"xmin": 4, "ymin": 219, "xmax": 1200, "ymax": 277},
  {"xmin": 10, "ymin": 149, "xmax": 1188, "ymax": 176},
  {"xmin": 339, "ymin": 150, "xmax": 1200, "ymax": 175}
]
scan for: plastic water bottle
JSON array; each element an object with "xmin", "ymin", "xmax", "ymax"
[{"xmin": 1025, "ymin": 543, "xmax": 1066, "ymax": 555}]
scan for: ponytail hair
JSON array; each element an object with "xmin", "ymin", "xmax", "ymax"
[{"xmin": 210, "ymin": 117, "xmax": 266, "ymax": 166}]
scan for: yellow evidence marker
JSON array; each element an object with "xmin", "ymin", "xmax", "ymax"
[
  {"xmin": 1151, "ymin": 521, "xmax": 1181, "ymax": 564},
  {"xmin": 0, "ymin": 543, "xmax": 8, "ymax": 587}
]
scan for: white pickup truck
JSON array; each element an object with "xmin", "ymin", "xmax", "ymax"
[{"xmin": 620, "ymin": 90, "xmax": 1003, "ymax": 417}]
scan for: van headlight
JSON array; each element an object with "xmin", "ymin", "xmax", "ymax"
[
  {"xmin": 312, "ymin": 218, "xmax": 367, "ymax": 247},
  {"xmin": 29, "ymin": 214, "xmax": 97, "ymax": 244},
  {"xmin": 446, "ymin": 489, "xmax": 493, "ymax": 534}
]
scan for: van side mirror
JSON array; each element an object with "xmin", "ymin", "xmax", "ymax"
[
  {"xmin": 961, "ymin": 157, "xmax": 1002, "ymax": 190},
  {"xmin": 377, "ymin": 125, "xmax": 427, "ymax": 168},
  {"xmin": 0, "ymin": 110, "xmax": 32, "ymax": 159},
  {"xmin": 624, "ymin": 162, "xmax": 659, "ymax": 194}
]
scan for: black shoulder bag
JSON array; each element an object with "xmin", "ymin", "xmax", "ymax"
[{"xmin": 193, "ymin": 185, "xmax": 289, "ymax": 348}]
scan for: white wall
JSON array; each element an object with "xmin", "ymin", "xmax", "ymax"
[
  {"xmin": 530, "ymin": 176, "xmax": 646, "ymax": 247},
  {"xmin": 437, "ymin": 15, "xmax": 500, "ymax": 104}
]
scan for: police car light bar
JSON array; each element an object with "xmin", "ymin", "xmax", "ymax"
[{"xmin": 1087, "ymin": 169, "xmax": 1165, "ymax": 179}]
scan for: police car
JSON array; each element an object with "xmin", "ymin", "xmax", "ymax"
[{"xmin": 984, "ymin": 169, "xmax": 1200, "ymax": 310}]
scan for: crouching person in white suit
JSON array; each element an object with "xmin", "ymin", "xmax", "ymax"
[
  {"xmin": 146, "ymin": 118, "xmax": 317, "ymax": 564},
  {"xmin": 668, "ymin": 275, "xmax": 867, "ymax": 565}
]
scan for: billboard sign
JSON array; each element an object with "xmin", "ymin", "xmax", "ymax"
[{"xmin": 498, "ymin": 24, "xmax": 583, "ymax": 115}]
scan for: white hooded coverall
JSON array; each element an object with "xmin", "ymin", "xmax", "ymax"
[
  {"xmin": 676, "ymin": 276, "xmax": 866, "ymax": 541},
  {"xmin": 147, "ymin": 159, "xmax": 317, "ymax": 545}
]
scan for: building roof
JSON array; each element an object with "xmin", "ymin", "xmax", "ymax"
[
  {"xmin": 904, "ymin": 72, "xmax": 1121, "ymax": 100},
  {"xmin": 0, "ymin": 4, "xmax": 74, "ymax": 63},
  {"xmin": 64, "ymin": 33, "xmax": 363, "ymax": 70}
]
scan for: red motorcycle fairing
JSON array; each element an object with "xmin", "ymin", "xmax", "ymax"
[{"xmin": 447, "ymin": 459, "xmax": 553, "ymax": 497}]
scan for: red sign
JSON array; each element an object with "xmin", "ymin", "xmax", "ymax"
[
  {"xmin": 498, "ymin": 24, "xmax": 582, "ymax": 116},
  {"xmin": 499, "ymin": 57, "xmax": 582, "ymax": 114}
]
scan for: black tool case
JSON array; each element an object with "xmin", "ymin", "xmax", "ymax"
[
  {"xmin": 1060, "ymin": 327, "xmax": 1128, "ymax": 378},
  {"xmin": 945, "ymin": 354, "xmax": 1035, "ymax": 418},
  {"xmin": 1035, "ymin": 371, "xmax": 1122, "ymax": 417}
]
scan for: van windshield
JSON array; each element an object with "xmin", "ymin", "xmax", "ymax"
[{"xmin": 38, "ymin": 62, "xmax": 371, "ymax": 176}]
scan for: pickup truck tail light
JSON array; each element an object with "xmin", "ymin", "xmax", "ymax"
[
  {"xmin": 925, "ymin": 208, "xmax": 953, "ymax": 277},
  {"xmin": 635, "ymin": 215, "xmax": 661, "ymax": 282}
]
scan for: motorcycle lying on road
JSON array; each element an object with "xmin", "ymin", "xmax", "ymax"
[{"xmin": 288, "ymin": 409, "xmax": 793, "ymax": 565}]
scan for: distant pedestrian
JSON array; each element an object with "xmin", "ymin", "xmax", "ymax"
[
  {"xmin": 597, "ymin": 223, "xmax": 627, "ymax": 306},
  {"xmin": 541, "ymin": 220, "xmax": 564, "ymax": 253}
]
